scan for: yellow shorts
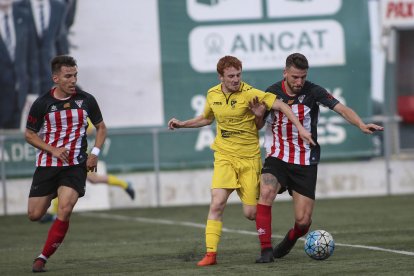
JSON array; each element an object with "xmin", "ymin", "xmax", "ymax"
[{"xmin": 211, "ymin": 152, "xmax": 262, "ymax": 206}]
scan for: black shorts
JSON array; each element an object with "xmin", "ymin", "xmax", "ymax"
[
  {"xmin": 261, "ymin": 157, "xmax": 317, "ymax": 200},
  {"xmin": 29, "ymin": 163, "xmax": 87, "ymax": 198}
]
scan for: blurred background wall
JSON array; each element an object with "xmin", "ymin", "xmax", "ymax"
[{"xmin": 1, "ymin": 0, "xmax": 413, "ymax": 214}]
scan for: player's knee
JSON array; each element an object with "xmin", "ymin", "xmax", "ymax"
[
  {"xmin": 27, "ymin": 210, "xmax": 43, "ymax": 221},
  {"xmin": 56, "ymin": 202, "xmax": 75, "ymax": 219},
  {"xmin": 295, "ymin": 216, "xmax": 312, "ymax": 228},
  {"xmin": 243, "ymin": 206, "xmax": 256, "ymax": 220},
  {"xmin": 244, "ymin": 211, "xmax": 256, "ymax": 220},
  {"xmin": 259, "ymin": 184, "xmax": 277, "ymax": 203},
  {"xmin": 244, "ymin": 210, "xmax": 256, "ymax": 220},
  {"xmin": 59, "ymin": 205, "xmax": 73, "ymax": 216},
  {"xmin": 209, "ymin": 203, "xmax": 225, "ymax": 217}
]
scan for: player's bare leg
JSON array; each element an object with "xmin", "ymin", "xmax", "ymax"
[
  {"xmin": 256, "ymin": 173, "xmax": 281, "ymax": 263},
  {"xmin": 197, "ymin": 188, "xmax": 232, "ymax": 266},
  {"xmin": 274, "ymin": 192, "xmax": 313, "ymax": 258},
  {"xmin": 32, "ymin": 187, "xmax": 79, "ymax": 272},
  {"xmin": 88, "ymin": 173, "xmax": 135, "ymax": 200},
  {"xmin": 242, "ymin": 204, "xmax": 256, "ymax": 221},
  {"xmin": 28, "ymin": 195, "xmax": 55, "ymax": 221}
]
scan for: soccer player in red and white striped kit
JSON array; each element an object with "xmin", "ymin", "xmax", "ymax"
[
  {"xmin": 25, "ymin": 55, "xmax": 107, "ymax": 272},
  {"xmin": 252, "ymin": 53, "xmax": 383, "ymax": 263}
]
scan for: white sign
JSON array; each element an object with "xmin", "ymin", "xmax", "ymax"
[
  {"xmin": 186, "ymin": 0, "xmax": 263, "ymax": 21},
  {"xmin": 71, "ymin": 0, "xmax": 164, "ymax": 127},
  {"xmin": 189, "ymin": 20, "xmax": 346, "ymax": 72},
  {"xmin": 381, "ymin": 0, "xmax": 414, "ymax": 28},
  {"xmin": 266, "ymin": 0, "xmax": 342, "ymax": 18}
]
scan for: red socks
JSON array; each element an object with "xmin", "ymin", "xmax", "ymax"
[
  {"xmin": 41, "ymin": 219, "xmax": 69, "ymax": 258},
  {"xmin": 256, "ymin": 204, "xmax": 272, "ymax": 249},
  {"xmin": 288, "ymin": 222, "xmax": 310, "ymax": 241}
]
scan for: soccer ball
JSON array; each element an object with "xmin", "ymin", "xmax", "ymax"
[{"xmin": 304, "ymin": 230, "xmax": 335, "ymax": 260}]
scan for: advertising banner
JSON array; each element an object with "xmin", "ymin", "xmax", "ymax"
[
  {"xmin": 159, "ymin": 0, "xmax": 376, "ymax": 163},
  {"xmin": 0, "ymin": 0, "xmax": 378, "ymax": 177}
]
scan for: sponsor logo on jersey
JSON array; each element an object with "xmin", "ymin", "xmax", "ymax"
[
  {"xmin": 27, "ymin": 115, "xmax": 38, "ymax": 124},
  {"xmin": 221, "ymin": 129, "xmax": 241, "ymax": 138},
  {"xmin": 213, "ymin": 101, "xmax": 222, "ymax": 105},
  {"xmin": 75, "ymin": 100, "xmax": 83, "ymax": 108},
  {"xmin": 63, "ymin": 102, "xmax": 71, "ymax": 109}
]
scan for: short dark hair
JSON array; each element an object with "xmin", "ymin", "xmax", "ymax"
[
  {"xmin": 286, "ymin": 53, "xmax": 309, "ymax": 70},
  {"xmin": 51, "ymin": 55, "xmax": 77, "ymax": 74},
  {"xmin": 217, "ymin": 55, "xmax": 242, "ymax": 75}
]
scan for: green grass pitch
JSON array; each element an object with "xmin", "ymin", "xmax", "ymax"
[{"xmin": 1, "ymin": 195, "xmax": 413, "ymax": 275}]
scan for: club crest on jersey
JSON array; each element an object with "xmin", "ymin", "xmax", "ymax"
[
  {"xmin": 298, "ymin": 95, "xmax": 306, "ymax": 103},
  {"xmin": 75, "ymin": 100, "xmax": 83, "ymax": 108},
  {"xmin": 230, "ymin": 99, "xmax": 237, "ymax": 109},
  {"xmin": 50, "ymin": 105, "xmax": 57, "ymax": 112}
]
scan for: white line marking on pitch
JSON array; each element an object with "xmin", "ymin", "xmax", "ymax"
[{"xmin": 80, "ymin": 212, "xmax": 414, "ymax": 257}]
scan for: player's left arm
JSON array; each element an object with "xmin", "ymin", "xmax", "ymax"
[
  {"xmin": 333, "ymin": 103, "xmax": 384, "ymax": 134},
  {"xmin": 87, "ymin": 120, "xmax": 107, "ymax": 172},
  {"xmin": 93, "ymin": 121, "xmax": 107, "ymax": 150}
]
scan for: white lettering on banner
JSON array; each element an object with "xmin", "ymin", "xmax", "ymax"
[
  {"xmin": 192, "ymin": 94, "xmax": 213, "ymax": 151},
  {"xmin": 11, "ymin": 143, "xmax": 36, "ymax": 162},
  {"xmin": 189, "ymin": 20, "xmax": 345, "ymax": 73},
  {"xmin": 381, "ymin": 0, "xmax": 414, "ymax": 27},
  {"xmin": 266, "ymin": 0, "xmax": 342, "ymax": 18},
  {"xmin": 0, "ymin": 142, "xmax": 36, "ymax": 162},
  {"xmin": 195, "ymin": 127, "xmax": 215, "ymax": 151},
  {"xmin": 191, "ymin": 95, "xmax": 206, "ymax": 116},
  {"xmin": 317, "ymin": 116, "xmax": 346, "ymax": 145},
  {"xmin": 187, "ymin": 0, "xmax": 262, "ymax": 22}
]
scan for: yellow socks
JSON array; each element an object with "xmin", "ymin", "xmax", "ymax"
[
  {"xmin": 205, "ymin": 219, "xmax": 223, "ymax": 253},
  {"xmin": 107, "ymin": 174, "xmax": 128, "ymax": 189}
]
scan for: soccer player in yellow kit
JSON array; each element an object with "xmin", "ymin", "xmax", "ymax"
[{"xmin": 168, "ymin": 55, "xmax": 315, "ymax": 266}]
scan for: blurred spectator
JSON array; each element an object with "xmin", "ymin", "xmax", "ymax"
[
  {"xmin": 56, "ymin": 0, "xmax": 76, "ymax": 54},
  {"xmin": 18, "ymin": 0, "xmax": 67, "ymax": 94},
  {"xmin": 0, "ymin": 0, "xmax": 39, "ymax": 129}
]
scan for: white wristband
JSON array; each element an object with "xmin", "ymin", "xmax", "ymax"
[{"xmin": 91, "ymin": 147, "xmax": 100, "ymax": 156}]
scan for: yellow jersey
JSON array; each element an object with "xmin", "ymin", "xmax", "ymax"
[{"xmin": 202, "ymin": 82, "xmax": 277, "ymax": 158}]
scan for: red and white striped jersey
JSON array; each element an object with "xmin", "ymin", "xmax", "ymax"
[
  {"xmin": 26, "ymin": 88, "xmax": 103, "ymax": 167},
  {"xmin": 263, "ymin": 80, "xmax": 339, "ymax": 165}
]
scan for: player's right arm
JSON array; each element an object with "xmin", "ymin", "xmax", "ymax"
[
  {"xmin": 168, "ymin": 115, "xmax": 213, "ymax": 130},
  {"xmin": 25, "ymin": 98, "xmax": 69, "ymax": 163},
  {"xmin": 25, "ymin": 129, "xmax": 69, "ymax": 163}
]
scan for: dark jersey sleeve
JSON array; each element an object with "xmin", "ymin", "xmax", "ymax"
[
  {"xmin": 263, "ymin": 83, "xmax": 279, "ymax": 119},
  {"xmin": 86, "ymin": 94, "xmax": 103, "ymax": 126},
  {"xmin": 312, "ymin": 84, "xmax": 339, "ymax": 110},
  {"xmin": 26, "ymin": 98, "xmax": 46, "ymax": 132}
]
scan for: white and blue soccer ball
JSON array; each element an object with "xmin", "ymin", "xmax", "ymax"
[{"xmin": 304, "ymin": 230, "xmax": 335, "ymax": 260}]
